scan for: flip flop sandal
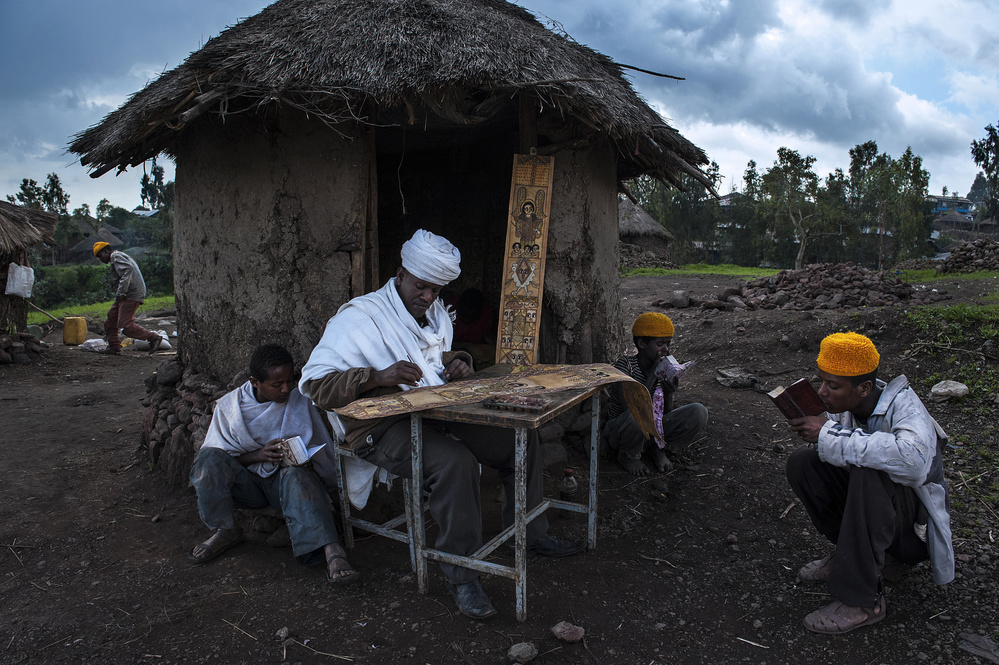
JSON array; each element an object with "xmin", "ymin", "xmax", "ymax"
[
  {"xmin": 326, "ymin": 554, "xmax": 361, "ymax": 586},
  {"xmin": 188, "ymin": 528, "xmax": 244, "ymax": 564},
  {"xmin": 803, "ymin": 596, "xmax": 886, "ymax": 635}
]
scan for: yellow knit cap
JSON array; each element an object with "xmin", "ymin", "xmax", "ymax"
[
  {"xmin": 93, "ymin": 241, "xmax": 111, "ymax": 256},
  {"xmin": 817, "ymin": 332, "xmax": 880, "ymax": 376},
  {"xmin": 632, "ymin": 312, "xmax": 674, "ymax": 338}
]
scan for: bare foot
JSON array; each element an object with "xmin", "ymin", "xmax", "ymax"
[
  {"xmin": 618, "ymin": 451, "xmax": 650, "ymax": 476},
  {"xmin": 649, "ymin": 448, "xmax": 674, "ymax": 473}
]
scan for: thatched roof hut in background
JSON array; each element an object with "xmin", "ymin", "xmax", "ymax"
[
  {"xmin": 619, "ymin": 198, "xmax": 672, "ymax": 244},
  {"xmin": 0, "ymin": 201, "xmax": 56, "ymax": 332},
  {"xmin": 72, "ymin": 227, "xmax": 126, "ymax": 256},
  {"xmin": 70, "ymin": 0, "xmax": 713, "ymax": 381}
]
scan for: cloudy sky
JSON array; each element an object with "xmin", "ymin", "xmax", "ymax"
[{"xmin": 2, "ymin": 0, "xmax": 997, "ymax": 214}]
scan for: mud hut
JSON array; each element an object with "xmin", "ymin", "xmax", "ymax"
[
  {"xmin": 0, "ymin": 201, "xmax": 56, "ymax": 332},
  {"xmin": 70, "ymin": 0, "xmax": 713, "ymax": 381},
  {"xmin": 619, "ymin": 198, "xmax": 673, "ymax": 257}
]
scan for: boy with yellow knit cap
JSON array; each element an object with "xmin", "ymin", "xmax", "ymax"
[
  {"xmin": 606, "ymin": 312, "xmax": 708, "ymax": 476},
  {"xmin": 785, "ymin": 332, "xmax": 953, "ymax": 635}
]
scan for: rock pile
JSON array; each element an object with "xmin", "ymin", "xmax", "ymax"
[
  {"xmin": 657, "ymin": 263, "xmax": 949, "ymax": 311},
  {"xmin": 0, "ymin": 332, "xmax": 45, "ymax": 364},
  {"xmin": 938, "ymin": 239, "xmax": 999, "ymax": 273},
  {"xmin": 620, "ymin": 243, "xmax": 679, "ymax": 271},
  {"xmin": 141, "ymin": 358, "xmax": 234, "ymax": 486}
]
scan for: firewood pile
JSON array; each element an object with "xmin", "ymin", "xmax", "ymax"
[
  {"xmin": 0, "ymin": 332, "xmax": 45, "ymax": 364},
  {"xmin": 937, "ymin": 239, "xmax": 999, "ymax": 273}
]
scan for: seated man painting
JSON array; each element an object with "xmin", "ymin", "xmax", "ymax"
[
  {"xmin": 188, "ymin": 344, "xmax": 359, "ymax": 585},
  {"xmin": 299, "ymin": 229, "xmax": 583, "ymax": 620}
]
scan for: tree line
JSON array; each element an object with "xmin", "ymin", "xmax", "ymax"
[{"xmin": 629, "ymin": 123, "xmax": 999, "ymax": 270}]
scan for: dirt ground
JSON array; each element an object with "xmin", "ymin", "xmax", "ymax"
[{"xmin": 2, "ymin": 272, "xmax": 998, "ymax": 665}]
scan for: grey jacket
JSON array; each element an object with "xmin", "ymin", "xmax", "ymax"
[
  {"xmin": 818, "ymin": 375, "xmax": 955, "ymax": 584},
  {"xmin": 109, "ymin": 250, "xmax": 146, "ymax": 301}
]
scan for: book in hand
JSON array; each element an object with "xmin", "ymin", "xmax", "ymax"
[
  {"xmin": 655, "ymin": 354, "xmax": 695, "ymax": 382},
  {"xmin": 768, "ymin": 378, "xmax": 827, "ymax": 419},
  {"xmin": 277, "ymin": 435, "xmax": 325, "ymax": 467}
]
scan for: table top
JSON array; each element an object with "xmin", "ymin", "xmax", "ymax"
[{"xmin": 417, "ymin": 385, "xmax": 600, "ymax": 429}]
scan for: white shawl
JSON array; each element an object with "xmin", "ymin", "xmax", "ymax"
[
  {"xmin": 202, "ymin": 382, "xmax": 336, "ymax": 485},
  {"xmin": 299, "ymin": 278, "xmax": 454, "ymax": 507}
]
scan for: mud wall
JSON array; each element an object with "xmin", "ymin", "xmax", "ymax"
[
  {"xmin": 540, "ymin": 138, "xmax": 622, "ymax": 365},
  {"xmin": 173, "ymin": 110, "xmax": 370, "ymax": 381}
]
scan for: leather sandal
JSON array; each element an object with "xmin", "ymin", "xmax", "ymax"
[
  {"xmin": 188, "ymin": 527, "xmax": 244, "ymax": 564},
  {"xmin": 326, "ymin": 553, "xmax": 361, "ymax": 586},
  {"xmin": 803, "ymin": 596, "xmax": 886, "ymax": 634},
  {"xmin": 798, "ymin": 552, "xmax": 834, "ymax": 583}
]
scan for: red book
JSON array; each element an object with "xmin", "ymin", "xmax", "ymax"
[{"xmin": 768, "ymin": 378, "xmax": 827, "ymax": 419}]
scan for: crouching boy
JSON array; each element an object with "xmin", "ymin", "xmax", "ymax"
[
  {"xmin": 188, "ymin": 344, "xmax": 359, "ymax": 585},
  {"xmin": 605, "ymin": 312, "xmax": 708, "ymax": 476}
]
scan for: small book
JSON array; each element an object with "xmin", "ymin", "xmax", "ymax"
[
  {"xmin": 482, "ymin": 394, "xmax": 551, "ymax": 413},
  {"xmin": 277, "ymin": 435, "xmax": 325, "ymax": 467},
  {"xmin": 767, "ymin": 378, "xmax": 827, "ymax": 419}
]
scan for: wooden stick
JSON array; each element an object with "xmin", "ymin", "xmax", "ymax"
[
  {"xmin": 221, "ymin": 618, "xmax": 257, "ymax": 641},
  {"xmin": 25, "ymin": 300, "xmax": 63, "ymax": 325}
]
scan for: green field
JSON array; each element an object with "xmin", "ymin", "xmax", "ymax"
[{"xmin": 27, "ymin": 296, "xmax": 176, "ymax": 326}]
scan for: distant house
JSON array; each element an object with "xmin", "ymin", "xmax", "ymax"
[
  {"xmin": 618, "ymin": 198, "xmax": 673, "ymax": 253},
  {"xmin": 72, "ymin": 226, "xmax": 126, "ymax": 256},
  {"xmin": 926, "ymin": 195, "xmax": 972, "ymax": 217}
]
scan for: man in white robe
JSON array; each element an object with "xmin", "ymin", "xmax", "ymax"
[
  {"xmin": 300, "ymin": 229, "xmax": 583, "ymax": 619},
  {"xmin": 189, "ymin": 344, "xmax": 359, "ymax": 584}
]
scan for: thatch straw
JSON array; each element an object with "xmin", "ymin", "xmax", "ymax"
[
  {"xmin": 0, "ymin": 201, "xmax": 57, "ymax": 255},
  {"xmin": 619, "ymin": 198, "xmax": 672, "ymax": 239},
  {"xmin": 68, "ymin": 0, "xmax": 713, "ymax": 190}
]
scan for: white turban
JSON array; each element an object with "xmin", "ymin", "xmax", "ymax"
[{"xmin": 400, "ymin": 229, "xmax": 461, "ymax": 285}]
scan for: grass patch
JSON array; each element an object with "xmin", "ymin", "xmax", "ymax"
[
  {"xmin": 27, "ymin": 296, "xmax": 176, "ymax": 326},
  {"xmin": 622, "ymin": 263, "xmax": 780, "ymax": 279},
  {"xmin": 897, "ymin": 268, "xmax": 999, "ymax": 283}
]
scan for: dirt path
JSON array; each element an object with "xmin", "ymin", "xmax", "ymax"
[{"xmin": 1, "ymin": 275, "xmax": 996, "ymax": 664}]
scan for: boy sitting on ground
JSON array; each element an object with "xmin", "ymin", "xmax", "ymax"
[
  {"xmin": 785, "ymin": 332, "xmax": 953, "ymax": 634},
  {"xmin": 188, "ymin": 344, "xmax": 359, "ymax": 585},
  {"xmin": 605, "ymin": 312, "xmax": 708, "ymax": 476}
]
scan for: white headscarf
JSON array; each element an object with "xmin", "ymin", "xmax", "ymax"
[{"xmin": 400, "ymin": 229, "xmax": 461, "ymax": 285}]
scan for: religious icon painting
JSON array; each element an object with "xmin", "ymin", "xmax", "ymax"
[{"xmin": 496, "ymin": 153, "xmax": 553, "ymax": 366}]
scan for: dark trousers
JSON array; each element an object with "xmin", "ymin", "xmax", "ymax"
[
  {"xmin": 356, "ymin": 419, "xmax": 549, "ymax": 585},
  {"xmin": 606, "ymin": 402, "xmax": 708, "ymax": 460},
  {"xmin": 104, "ymin": 298, "xmax": 157, "ymax": 350},
  {"xmin": 786, "ymin": 447, "xmax": 929, "ymax": 608},
  {"xmin": 190, "ymin": 447, "xmax": 339, "ymax": 565}
]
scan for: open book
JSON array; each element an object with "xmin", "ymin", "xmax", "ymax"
[
  {"xmin": 655, "ymin": 355, "xmax": 694, "ymax": 382},
  {"xmin": 277, "ymin": 436, "xmax": 326, "ymax": 467},
  {"xmin": 768, "ymin": 378, "xmax": 827, "ymax": 419}
]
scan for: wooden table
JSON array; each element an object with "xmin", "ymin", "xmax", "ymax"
[{"xmin": 408, "ymin": 385, "xmax": 602, "ymax": 621}]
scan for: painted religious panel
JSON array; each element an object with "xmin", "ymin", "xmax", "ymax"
[{"xmin": 495, "ymin": 153, "xmax": 554, "ymax": 365}]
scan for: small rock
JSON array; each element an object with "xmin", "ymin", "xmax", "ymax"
[
  {"xmin": 551, "ymin": 621, "xmax": 585, "ymax": 642},
  {"xmin": 753, "ymin": 619, "xmax": 763, "ymax": 629},
  {"xmin": 275, "ymin": 626, "xmax": 290, "ymax": 640},
  {"xmin": 508, "ymin": 642, "xmax": 538, "ymax": 663},
  {"xmin": 929, "ymin": 380, "xmax": 970, "ymax": 402}
]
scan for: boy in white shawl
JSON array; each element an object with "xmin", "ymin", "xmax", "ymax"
[
  {"xmin": 189, "ymin": 344, "xmax": 359, "ymax": 585},
  {"xmin": 300, "ymin": 229, "xmax": 583, "ymax": 620}
]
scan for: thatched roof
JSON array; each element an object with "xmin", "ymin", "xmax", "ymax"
[
  {"xmin": 69, "ymin": 0, "xmax": 712, "ymax": 191},
  {"xmin": 0, "ymin": 201, "xmax": 57, "ymax": 255},
  {"xmin": 72, "ymin": 227, "xmax": 125, "ymax": 254},
  {"xmin": 618, "ymin": 198, "xmax": 672, "ymax": 240}
]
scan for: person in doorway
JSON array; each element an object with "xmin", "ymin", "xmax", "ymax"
[
  {"xmin": 605, "ymin": 312, "xmax": 708, "ymax": 476},
  {"xmin": 189, "ymin": 344, "xmax": 359, "ymax": 585},
  {"xmin": 784, "ymin": 332, "xmax": 953, "ymax": 634},
  {"xmin": 299, "ymin": 229, "xmax": 583, "ymax": 620},
  {"xmin": 93, "ymin": 241, "xmax": 162, "ymax": 355}
]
